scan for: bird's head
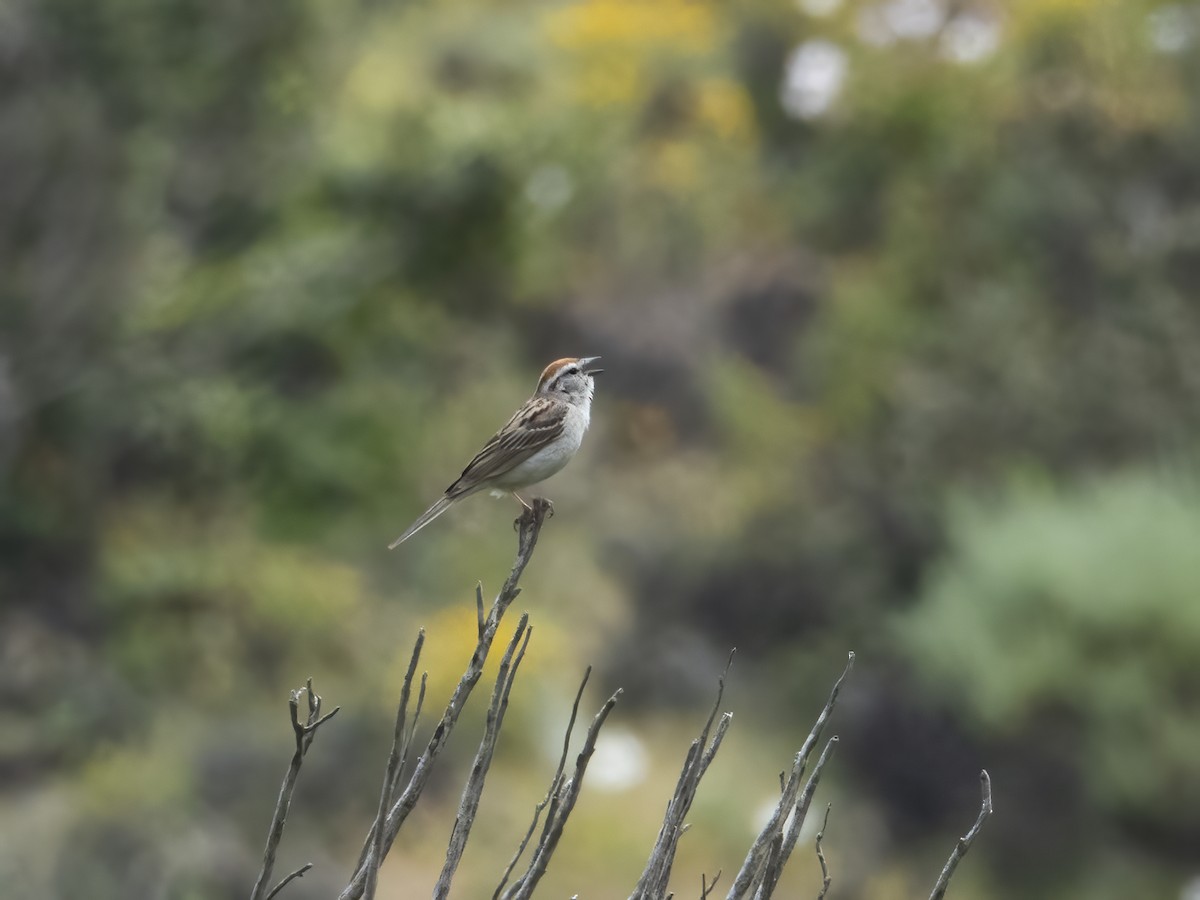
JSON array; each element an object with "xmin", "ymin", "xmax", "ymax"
[{"xmin": 536, "ymin": 356, "xmax": 602, "ymax": 400}]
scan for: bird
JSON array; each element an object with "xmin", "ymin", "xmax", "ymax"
[{"xmin": 388, "ymin": 356, "xmax": 603, "ymax": 548}]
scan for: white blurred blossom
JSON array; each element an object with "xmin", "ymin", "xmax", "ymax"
[
  {"xmin": 524, "ymin": 164, "xmax": 573, "ymax": 212},
  {"xmin": 858, "ymin": 0, "xmax": 946, "ymax": 46},
  {"xmin": 587, "ymin": 729, "xmax": 649, "ymax": 792},
  {"xmin": 797, "ymin": 0, "xmax": 843, "ymax": 17},
  {"xmin": 939, "ymin": 12, "xmax": 1002, "ymax": 64},
  {"xmin": 781, "ymin": 39, "xmax": 848, "ymax": 120},
  {"xmin": 1148, "ymin": 4, "xmax": 1195, "ymax": 54},
  {"xmin": 882, "ymin": 0, "xmax": 944, "ymax": 39}
]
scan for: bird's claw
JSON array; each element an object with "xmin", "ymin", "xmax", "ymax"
[{"xmin": 513, "ymin": 497, "xmax": 554, "ymax": 531}]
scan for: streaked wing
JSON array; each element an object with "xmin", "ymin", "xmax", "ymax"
[{"xmin": 445, "ymin": 396, "xmax": 567, "ymax": 498}]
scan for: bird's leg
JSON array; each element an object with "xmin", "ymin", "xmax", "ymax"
[{"xmin": 511, "ymin": 490, "xmax": 532, "ymax": 531}]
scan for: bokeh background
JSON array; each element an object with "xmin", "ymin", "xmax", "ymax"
[{"xmin": 5, "ymin": 0, "xmax": 1200, "ymax": 896}]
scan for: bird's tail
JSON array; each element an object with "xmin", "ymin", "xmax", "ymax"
[{"xmin": 388, "ymin": 496, "xmax": 455, "ymax": 549}]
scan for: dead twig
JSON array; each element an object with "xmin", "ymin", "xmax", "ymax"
[
  {"xmin": 339, "ymin": 499, "xmax": 551, "ymax": 900},
  {"xmin": 249, "ymin": 680, "xmax": 340, "ymax": 900},
  {"xmin": 632, "ymin": 650, "xmax": 736, "ymax": 899},
  {"xmin": 435, "ymin": 615, "xmax": 534, "ymax": 898},
  {"xmin": 758, "ymin": 736, "xmax": 839, "ymax": 896},
  {"xmin": 499, "ymin": 686, "xmax": 624, "ymax": 900},
  {"xmin": 700, "ymin": 869, "xmax": 722, "ymax": 899},
  {"xmin": 814, "ymin": 805, "xmax": 832, "ymax": 900},
  {"xmin": 363, "ymin": 631, "xmax": 426, "ymax": 900},
  {"xmin": 264, "ymin": 863, "xmax": 312, "ymax": 900},
  {"xmin": 727, "ymin": 652, "xmax": 854, "ymax": 900},
  {"xmin": 927, "ymin": 770, "xmax": 993, "ymax": 900},
  {"xmin": 493, "ymin": 666, "xmax": 592, "ymax": 900}
]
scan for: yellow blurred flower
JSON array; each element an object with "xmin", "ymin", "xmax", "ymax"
[
  {"xmin": 401, "ymin": 602, "xmax": 564, "ymax": 707},
  {"xmin": 342, "ymin": 24, "xmax": 416, "ymax": 114},
  {"xmin": 695, "ymin": 77, "xmax": 755, "ymax": 141},
  {"xmin": 545, "ymin": 0, "xmax": 716, "ymax": 53},
  {"xmin": 576, "ymin": 55, "xmax": 643, "ymax": 105},
  {"xmin": 647, "ymin": 138, "xmax": 701, "ymax": 190},
  {"xmin": 543, "ymin": 0, "xmax": 719, "ymax": 107}
]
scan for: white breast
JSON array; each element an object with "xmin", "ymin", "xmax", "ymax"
[{"xmin": 493, "ymin": 396, "xmax": 591, "ymax": 489}]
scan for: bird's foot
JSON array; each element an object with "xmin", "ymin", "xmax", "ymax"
[{"xmin": 513, "ymin": 496, "xmax": 553, "ymax": 532}]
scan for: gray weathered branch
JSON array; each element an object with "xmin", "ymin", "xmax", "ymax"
[
  {"xmin": 927, "ymin": 769, "xmax": 993, "ymax": 900},
  {"xmin": 494, "ymin": 666, "xmax": 594, "ymax": 900},
  {"xmin": 757, "ymin": 735, "xmax": 838, "ymax": 898},
  {"xmin": 252, "ymin": 499, "xmax": 994, "ymax": 900},
  {"xmin": 632, "ymin": 650, "xmax": 736, "ymax": 899},
  {"xmin": 264, "ymin": 863, "xmax": 312, "ymax": 900},
  {"xmin": 249, "ymin": 679, "xmax": 340, "ymax": 900},
  {"xmin": 814, "ymin": 805, "xmax": 832, "ymax": 900},
  {"xmin": 727, "ymin": 652, "xmax": 854, "ymax": 900},
  {"xmin": 499, "ymin": 685, "xmax": 623, "ymax": 900},
  {"xmin": 435, "ymin": 614, "xmax": 534, "ymax": 898},
  {"xmin": 339, "ymin": 499, "xmax": 551, "ymax": 900},
  {"xmin": 363, "ymin": 630, "xmax": 426, "ymax": 900}
]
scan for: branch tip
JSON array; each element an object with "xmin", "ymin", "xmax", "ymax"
[
  {"xmin": 264, "ymin": 862, "xmax": 313, "ymax": 900},
  {"xmin": 926, "ymin": 768, "xmax": 994, "ymax": 900}
]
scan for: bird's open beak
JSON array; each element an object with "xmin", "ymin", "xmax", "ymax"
[{"xmin": 579, "ymin": 356, "xmax": 603, "ymax": 376}]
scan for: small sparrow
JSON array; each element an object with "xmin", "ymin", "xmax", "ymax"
[{"xmin": 389, "ymin": 356, "xmax": 603, "ymax": 548}]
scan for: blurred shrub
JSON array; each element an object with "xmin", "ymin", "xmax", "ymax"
[{"xmin": 897, "ymin": 469, "xmax": 1200, "ymax": 838}]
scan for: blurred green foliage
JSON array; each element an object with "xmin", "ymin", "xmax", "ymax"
[
  {"xmin": 4, "ymin": 0, "xmax": 1200, "ymax": 897},
  {"xmin": 899, "ymin": 470, "xmax": 1200, "ymax": 826}
]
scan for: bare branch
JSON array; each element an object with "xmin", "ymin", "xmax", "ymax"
[
  {"xmin": 476, "ymin": 582, "xmax": 485, "ymax": 639},
  {"xmin": 494, "ymin": 667, "xmax": 592, "ymax": 900},
  {"xmin": 355, "ymin": 668, "xmax": 430, "ymax": 877},
  {"xmin": 927, "ymin": 769, "xmax": 993, "ymax": 900},
  {"xmin": 500, "ymin": 687, "xmax": 623, "ymax": 900},
  {"xmin": 727, "ymin": 652, "xmax": 854, "ymax": 900},
  {"xmin": 300, "ymin": 678, "xmax": 318, "ymax": 753},
  {"xmin": 397, "ymin": 673, "xmax": 427, "ymax": 796},
  {"xmin": 304, "ymin": 706, "xmax": 341, "ymax": 734},
  {"xmin": 435, "ymin": 615, "xmax": 534, "ymax": 898},
  {"xmin": 700, "ymin": 870, "xmax": 722, "ymax": 899},
  {"xmin": 814, "ymin": 806, "xmax": 832, "ymax": 900},
  {"xmin": 264, "ymin": 863, "xmax": 312, "ymax": 900},
  {"xmin": 339, "ymin": 499, "xmax": 551, "ymax": 900},
  {"xmin": 250, "ymin": 681, "xmax": 339, "ymax": 900},
  {"xmin": 632, "ymin": 650, "xmax": 736, "ymax": 899},
  {"xmin": 759, "ymin": 735, "xmax": 839, "ymax": 897},
  {"xmin": 363, "ymin": 630, "xmax": 425, "ymax": 900}
]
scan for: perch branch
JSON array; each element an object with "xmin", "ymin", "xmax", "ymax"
[
  {"xmin": 927, "ymin": 769, "xmax": 993, "ymax": 900},
  {"xmin": 339, "ymin": 498, "xmax": 551, "ymax": 900}
]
